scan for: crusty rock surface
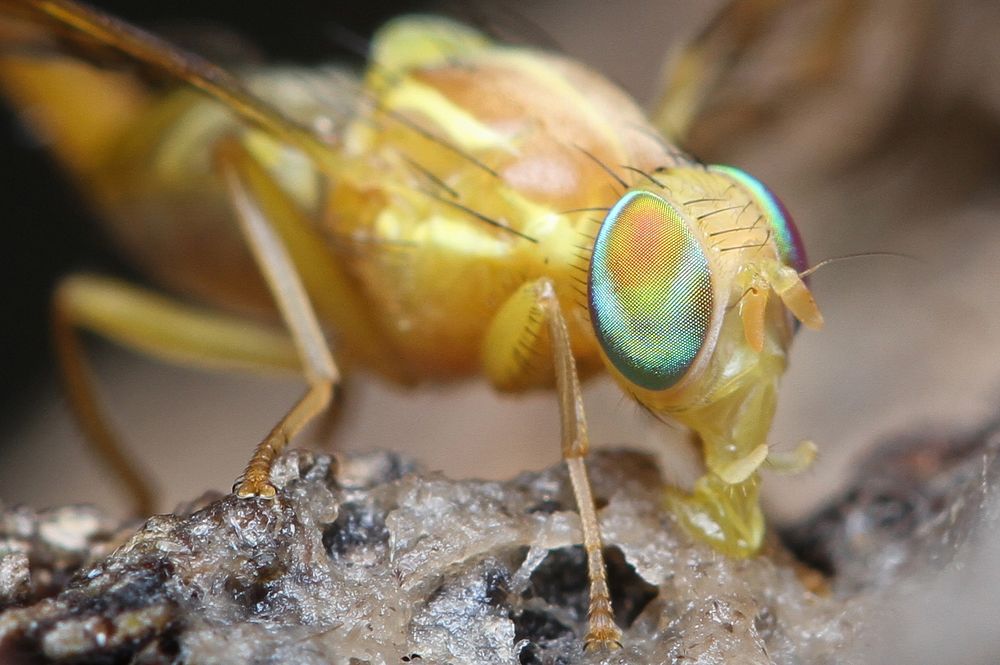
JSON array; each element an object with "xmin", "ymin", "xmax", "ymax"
[
  {"xmin": 1, "ymin": 429, "xmax": 998, "ymax": 665},
  {"xmin": 782, "ymin": 423, "xmax": 1000, "ymax": 594}
]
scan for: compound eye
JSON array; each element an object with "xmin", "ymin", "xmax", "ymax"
[
  {"xmin": 588, "ymin": 190, "xmax": 714, "ymax": 391},
  {"xmin": 709, "ymin": 165, "xmax": 809, "ymax": 276}
]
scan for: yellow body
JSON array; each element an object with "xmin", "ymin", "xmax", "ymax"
[{"xmin": 0, "ymin": 16, "xmax": 821, "ymax": 556}]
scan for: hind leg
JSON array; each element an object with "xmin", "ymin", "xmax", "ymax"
[{"xmin": 52, "ymin": 274, "xmax": 301, "ymax": 515}]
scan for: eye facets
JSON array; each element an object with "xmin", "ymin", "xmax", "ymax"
[
  {"xmin": 588, "ymin": 190, "xmax": 714, "ymax": 391},
  {"xmin": 708, "ymin": 164, "xmax": 809, "ymax": 276}
]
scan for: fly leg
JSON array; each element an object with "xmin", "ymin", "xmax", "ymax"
[
  {"xmin": 213, "ymin": 135, "xmax": 413, "ymax": 496},
  {"xmin": 213, "ymin": 137, "xmax": 407, "ymax": 385},
  {"xmin": 211, "ymin": 140, "xmax": 341, "ymax": 500},
  {"xmin": 482, "ymin": 278, "xmax": 622, "ymax": 650},
  {"xmin": 51, "ymin": 133, "xmax": 396, "ymax": 513},
  {"xmin": 52, "ymin": 275, "xmax": 301, "ymax": 515},
  {"xmin": 54, "ymin": 136, "xmax": 348, "ymax": 507}
]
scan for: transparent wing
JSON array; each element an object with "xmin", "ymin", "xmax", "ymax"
[
  {"xmin": 0, "ymin": 0, "xmax": 339, "ymax": 167},
  {"xmin": 653, "ymin": 0, "xmax": 929, "ymax": 167}
]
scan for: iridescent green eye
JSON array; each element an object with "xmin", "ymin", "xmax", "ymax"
[
  {"xmin": 588, "ymin": 190, "xmax": 715, "ymax": 391},
  {"xmin": 708, "ymin": 165, "xmax": 808, "ymax": 275}
]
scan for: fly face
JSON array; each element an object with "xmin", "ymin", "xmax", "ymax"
[{"xmin": 587, "ymin": 165, "xmax": 820, "ymax": 417}]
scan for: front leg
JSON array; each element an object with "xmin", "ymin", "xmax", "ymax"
[{"xmin": 482, "ymin": 278, "xmax": 622, "ymax": 650}]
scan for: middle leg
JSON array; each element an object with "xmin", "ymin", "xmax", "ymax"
[{"xmin": 214, "ymin": 141, "xmax": 340, "ymax": 499}]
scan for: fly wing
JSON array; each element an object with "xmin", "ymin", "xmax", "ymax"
[
  {"xmin": 0, "ymin": 0, "xmax": 339, "ymax": 168},
  {"xmin": 650, "ymin": 0, "xmax": 792, "ymax": 145},
  {"xmin": 0, "ymin": 0, "xmax": 360, "ymax": 316},
  {"xmin": 652, "ymin": 0, "xmax": 929, "ymax": 169}
]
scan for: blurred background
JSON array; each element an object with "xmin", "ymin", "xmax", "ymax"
[{"xmin": 0, "ymin": 1, "xmax": 999, "ymax": 661}]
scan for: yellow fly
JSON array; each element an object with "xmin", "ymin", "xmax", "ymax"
[{"xmin": 0, "ymin": 0, "xmax": 825, "ymax": 648}]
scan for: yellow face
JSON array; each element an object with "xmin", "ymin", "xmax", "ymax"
[
  {"xmin": 583, "ymin": 165, "xmax": 822, "ymax": 555},
  {"xmin": 588, "ymin": 168, "xmax": 813, "ymax": 404}
]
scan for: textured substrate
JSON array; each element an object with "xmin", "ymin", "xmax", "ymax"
[{"xmin": 2, "ymin": 426, "xmax": 998, "ymax": 664}]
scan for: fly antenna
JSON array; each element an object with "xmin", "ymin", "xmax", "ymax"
[{"xmin": 799, "ymin": 252, "xmax": 918, "ymax": 279}]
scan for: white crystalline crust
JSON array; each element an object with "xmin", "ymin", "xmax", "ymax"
[{"xmin": 2, "ymin": 437, "xmax": 997, "ymax": 665}]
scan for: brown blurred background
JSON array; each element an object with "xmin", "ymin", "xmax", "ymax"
[{"xmin": 1, "ymin": 2, "xmax": 999, "ymax": 661}]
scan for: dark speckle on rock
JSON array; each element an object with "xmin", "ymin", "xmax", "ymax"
[
  {"xmin": 323, "ymin": 500, "xmax": 389, "ymax": 560},
  {"xmin": 780, "ymin": 423, "xmax": 1000, "ymax": 594},
  {"xmin": 1, "ymin": 433, "xmax": 998, "ymax": 664}
]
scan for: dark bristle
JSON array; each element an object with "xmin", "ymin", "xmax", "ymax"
[
  {"xmin": 424, "ymin": 191, "xmax": 538, "ymax": 243},
  {"xmin": 559, "ymin": 207, "xmax": 611, "ymax": 215},
  {"xmin": 621, "ymin": 165, "xmax": 665, "ymax": 188},
  {"xmin": 718, "ymin": 229, "xmax": 772, "ymax": 253},
  {"xmin": 695, "ymin": 203, "xmax": 744, "ymax": 221},
  {"xmin": 576, "ymin": 145, "xmax": 629, "ymax": 191},
  {"xmin": 400, "ymin": 153, "xmax": 459, "ymax": 198},
  {"xmin": 375, "ymin": 103, "xmax": 500, "ymax": 178},
  {"xmin": 683, "ymin": 197, "xmax": 727, "ymax": 205},
  {"xmin": 708, "ymin": 223, "xmax": 764, "ymax": 238}
]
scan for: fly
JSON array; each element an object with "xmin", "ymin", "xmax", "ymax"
[{"xmin": 0, "ymin": 0, "xmax": 828, "ymax": 649}]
